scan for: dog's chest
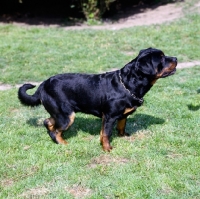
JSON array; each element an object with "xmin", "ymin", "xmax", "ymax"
[{"xmin": 123, "ymin": 106, "xmax": 137, "ymax": 115}]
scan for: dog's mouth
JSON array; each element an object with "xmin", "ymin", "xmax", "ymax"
[
  {"xmin": 159, "ymin": 61, "xmax": 177, "ymax": 78},
  {"xmin": 161, "ymin": 67, "xmax": 176, "ymax": 78}
]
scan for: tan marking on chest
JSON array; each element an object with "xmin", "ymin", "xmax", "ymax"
[
  {"xmin": 123, "ymin": 107, "xmax": 135, "ymax": 115},
  {"xmin": 151, "ymin": 79, "xmax": 158, "ymax": 85}
]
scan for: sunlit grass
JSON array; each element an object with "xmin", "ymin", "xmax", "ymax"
[
  {"xmin": 0, "ymin": 14, "xmax": 200, "ymax": 84},
  {"xmin": 0, "ymin": 4, "xmax": 200, "ymax": 198},
  {"xmin": 0, "ymin": 66, "xmax": 200, "ymax": 198}
]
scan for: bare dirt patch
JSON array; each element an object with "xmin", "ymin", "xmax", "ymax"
[
  {"xmin": 0, "ymin": 83, "xmax": 13, "ymax": 90},
  {"xmin": 123, "ymin": 132, "xmax": 148, "ymax": 142},
  {"xmin": 65, "ymin": 2, "xmax": 184, "ymax": 30},
  {"xmin": 88, "ymin": 154, "xmax": 129, "ymax": 168},
  {"xmin": 20, "ymin": 187, "xmax": 49, "ymax": 198},
  {"xmin": 0, "ymin": 81, "xmax": 40, "ymax": 91},
  {"xmin": 177, "ymin": 61, "xmax": 200, "ymax": 69},
  {"xmin": 0, "ymin": 2, "xmax": 185, "ymax": 30},
  {"xmin": 1, "ymin": 178, "xmax": 15, "ymax": 187},
  {"xmin": 0, "ymin": 1, "xmax": 199, "ymax": 91},
  {"xmin": 66, "ymin": 184, "xmax": 92, "ymax": 199}
]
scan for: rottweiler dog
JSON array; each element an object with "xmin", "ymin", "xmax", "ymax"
[{"xmin": 18, "ymin": 48, "xmax": 177, "ymax": 151}]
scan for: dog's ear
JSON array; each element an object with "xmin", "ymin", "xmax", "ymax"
[
  {"xmin": 122, "ymin": 48, "xmax": 162, "ymax": 77},
  {"xmin": 135, "ymin": 48, "xmax": 161, "ymax": 76},
  {"xmin": 122, "ymin": 48, "xmax": 153, "ymax": 74}
]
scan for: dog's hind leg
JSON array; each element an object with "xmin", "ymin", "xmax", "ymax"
[
  {"xmin": 43, "ymin": 117, "xmax": 66, "ymax": 144},
  {"xmin": 44, "ymin": 112, "xmax": 75, "ymax": 145}
]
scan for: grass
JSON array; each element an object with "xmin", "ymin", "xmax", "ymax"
[
  {"xmin": 0, "ymin": 2, "xmax": 200, "ymax": 198},
  {"xmin": 0, "ymin": 13, "xmax": 200, "ymax": 84},
  {"xmin": 0, "ymin": 66, "xmax": 200, "ymax": 198}
]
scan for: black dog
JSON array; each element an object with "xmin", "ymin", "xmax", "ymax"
[{"xmin": 18, "ymin": 48, "xmax": 177, "ymax": 151}]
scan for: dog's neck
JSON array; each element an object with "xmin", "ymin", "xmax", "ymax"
[
  {"xmin": 119, "ymin": 63, "xmax": 154, "ymax": 99},
  {"xmin": 118, "ymin": 71, "xmax": 144, "ymax": 104}
]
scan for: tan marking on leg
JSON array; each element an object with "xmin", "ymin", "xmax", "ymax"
[
  {"xmin": 66, "ymin": 112, "xmax": 75, "ymax": 130},
  {"xmin": 56, "ymin": 112, "xmax": 75, "ymax": 144},
  {"xmin": 100, "ymin": 129, "xmax": 103, "ymax": 144},
  {"xmin": 151, "ymin": 78, "xmax": 158, "ymax": 85},
  {"xmin": 100, "ymin": 114, "xmax": 112, "ymax": 152},
  {"xmin": 46, "ymin": 113, "xmax": 75, "ymax": 145},
  {"xmin": 124, "ymin": 107, "xmax": 135, "ymax": 115},
  {"xmin": 101, "ymin": 135, "xmax": 112, "ymax": 152},
  {"xmin": 100, "ymin": 114, "xmax": 104, "ymax": 144},
  {"xmin": 55, "ymin": 130, "xmax": 67, "ymax": 145},
  {"xmin": 45, "ymin": 117, "xmax": 55, "ymax": 132},
  {"xmin": 117, "ymin": 118, "xmax": 127, "ymax": 136}
]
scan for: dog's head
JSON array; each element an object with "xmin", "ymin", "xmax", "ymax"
[{"xmin": 135, "ymin": 48, "xmax": 177, "ymax": 81}]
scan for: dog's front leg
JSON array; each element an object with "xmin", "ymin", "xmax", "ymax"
[
  {"xmin": 100, "ymin": 115, "xmax": 115, "ymax": 152},
  {"xmin": 117, "ymin": 117, "xmax": 127, "ymax": 136},
  {"xmin": 117, "ymin": 117, "xmax": 130, "ymax": 137}
]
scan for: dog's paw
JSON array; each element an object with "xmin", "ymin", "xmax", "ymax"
[
  {"xmin": 47, "ymin": 131, "xmax": 68, "ymax": 145},
  {"xmin": 47, "ymin": 131, "xmax": 59, "ymax": 144},
  {"xmin": 118, "ymin": 132, "xmax": 130, "ymax": 137},
  {"xmin": 102, "ymin": 144, "xmax": 113, "ymax": 152}
]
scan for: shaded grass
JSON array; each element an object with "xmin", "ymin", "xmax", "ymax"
[
  {"xmin": 0, "ymin": 66, "xmax": 200, "ymax": 198},
  {"xmin": 0, "ymin": 13, "xmax": 200, "ymax": 84}
]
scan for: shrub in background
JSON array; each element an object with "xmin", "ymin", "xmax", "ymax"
[
  {"xmin": 0, "ymin": 0, "xmax": 177, "ymax": 21},
  {"xmin": 81, "ymin": 0, "xmax": 115, "ymax": 20}
]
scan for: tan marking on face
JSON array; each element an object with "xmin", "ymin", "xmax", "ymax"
[
  {"xmin": 157, "ymin": 62, "xmax": 177, "ymax": 78},
  {"xmin": 124, "ymin": 107, "xmax": 135, "ymax": 115}
]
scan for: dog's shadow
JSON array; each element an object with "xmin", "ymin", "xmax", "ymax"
[
  {"xmin": 187, "ymin": 88, "xmax": 200, "ymax": 111},
  {"xmin": 187, "ymin": 104, "xmax": 200, "ymax": 111},
  {"xmin": 27, "ymin": 114, "xmax": 165, "ymax": 140}
]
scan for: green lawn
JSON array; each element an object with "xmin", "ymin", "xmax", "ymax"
[
  {"xmin": 0, "ymin": 13, "xmax": 200, "ymax": 84},
  {"xmin": 0, "ymin": 66, "xmax": 199, "ymax": 198},
  {"xmin": 0, "ymin": 2, "xmax": 200, "ymax": 198}
]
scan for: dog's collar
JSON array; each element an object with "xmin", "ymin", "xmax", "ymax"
[{"xmin": 118, "ymin": 71, "xmax": 144, "ymax": 104}]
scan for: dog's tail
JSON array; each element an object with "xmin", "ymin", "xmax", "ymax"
[{"xmin": 18, "ymin": 83, "xmax": 42, "ymax": 107}]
